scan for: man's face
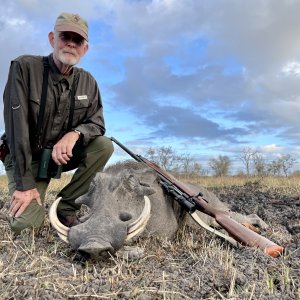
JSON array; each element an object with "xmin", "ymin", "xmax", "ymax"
[{"xmin": 49, "ymin": 31, "xmax": 88, "ymax": 66}]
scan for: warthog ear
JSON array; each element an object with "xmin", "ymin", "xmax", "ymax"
[
  {"xmin": 124, "ymin": 173, "xmax": 156, "ymax": 196},
  {"xmin": 139, "ymin": 180, "xmax": 156, "ymax": 196},
  {"xmin": 118, "ymin": 174, "xmax": 138, "ymax": 192}
]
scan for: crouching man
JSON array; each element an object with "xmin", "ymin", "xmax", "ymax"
[{"xmin": 1, "ymin": 12, "xmax": 113, "ymax": 234}]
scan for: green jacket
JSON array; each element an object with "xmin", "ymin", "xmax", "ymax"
[{"xmin": 3, "ymin": 53, "xmax": 106, "ymax": 191}]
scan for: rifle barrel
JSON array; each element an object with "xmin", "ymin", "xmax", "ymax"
[{"xmin": 110, "ymin": 137, "xmax": 142, "ymax": 162}]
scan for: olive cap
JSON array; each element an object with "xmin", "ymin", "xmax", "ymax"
[{"xmin": 54, "ymin": 12, "xmax": 88, "ymax": 41}]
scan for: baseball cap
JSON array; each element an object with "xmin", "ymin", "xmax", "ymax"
[{"xmin": 54, "ymin": 12, "xmax": 88, "ymax": 41}]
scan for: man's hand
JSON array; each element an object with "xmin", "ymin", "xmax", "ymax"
[
  {"xmin": 9, "ymin": 188, "xmax": 42, "ymax": 218},
  {"xmin": 52, "ymin": 131, "xmax": 80, "ymax": 165}
]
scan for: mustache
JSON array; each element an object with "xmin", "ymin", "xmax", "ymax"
[{"xmin": 62, "ymin": 51, "xmax": 76, "ymax": 55}]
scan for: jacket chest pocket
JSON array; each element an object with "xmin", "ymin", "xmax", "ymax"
[{"xmin": 72, "ymin": 97, "xmax": 90, "ymax": 124}]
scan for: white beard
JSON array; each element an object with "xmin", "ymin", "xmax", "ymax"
[{"xmin": 57, "ymin": 49, "xmax": 79, "ymax": 66}]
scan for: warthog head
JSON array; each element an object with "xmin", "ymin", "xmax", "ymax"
[{"xmin": 49, "ymin": 162, "xmax": 180, "ymax": 257}]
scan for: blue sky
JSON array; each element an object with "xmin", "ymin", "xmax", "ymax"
[{"xmin": 1, "ymin": 0, "xmax": 300, "ymax": 173}]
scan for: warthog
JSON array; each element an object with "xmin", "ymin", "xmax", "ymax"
[{"xmin": 50, "ymin": 161, "xmax": 268, "ymax": 258}]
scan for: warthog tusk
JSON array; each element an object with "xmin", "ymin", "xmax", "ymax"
[
  {"xmin": 49, "ymin": 197, "xmax": 69, "ymax": 243},
  {"xmin": 190, "ymin": 212, "xmax": 238, "ymax": 247},
  {"xmin": 49, "ymin": 196, "xmax": 151, "ymax": 244},
  {"xmin": 126, "ymin": 196, "xmax": 151, "ymax": 240}
]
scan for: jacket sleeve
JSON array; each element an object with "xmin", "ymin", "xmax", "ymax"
[
  {"xmin": 4, "ymin": 60, "xmax": 36, "ymax": 191},
  {"xmin": 74, "ymin": 74, "xmax": 106, "ymax": 145}
]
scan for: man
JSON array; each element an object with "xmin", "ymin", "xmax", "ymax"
[{"xmin": 2, "ymin": 12, "xmax": 114, "ymax": 234}]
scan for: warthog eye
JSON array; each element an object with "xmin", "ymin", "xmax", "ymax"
[{"xmin": 119, "ymin": 212, "xmax": 132, "ymax": 222}]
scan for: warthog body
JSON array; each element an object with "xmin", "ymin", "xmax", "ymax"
[{"xmin": 52, "ymin": 161, "xmax": 267, "ymax": 257}]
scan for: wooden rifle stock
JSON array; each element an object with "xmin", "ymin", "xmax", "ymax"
[{"xmin": 110, "ymin": 137, "xmax": 284, "ymax": 257}]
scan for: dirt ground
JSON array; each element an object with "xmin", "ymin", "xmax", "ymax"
[{"xmin": 0, "ymin": 182, "xmax": 299, "ymax": 299}]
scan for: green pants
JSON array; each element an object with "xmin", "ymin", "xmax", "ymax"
[{"xmin": 4, "ymin": 136, "xmax": 114, "ymax": 234}]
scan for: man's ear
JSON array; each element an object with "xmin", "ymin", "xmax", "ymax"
[
  {"xmin": 48, "ymin": 32, "xmax": 55, "ymax": 48},
  {"xmin": 83, "ymin": 42, "xmax": 89, "ymax": 55}
]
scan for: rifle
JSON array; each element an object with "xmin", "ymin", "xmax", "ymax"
[{"xmin": 110, "ymin": 137, "xmax": 284, "ymax": 258}]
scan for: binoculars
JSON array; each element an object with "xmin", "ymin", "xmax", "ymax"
[{"xmin": 38, "ymin": 147, "xmax": 63, "ymax": 179}]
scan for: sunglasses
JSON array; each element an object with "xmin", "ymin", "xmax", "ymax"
[{"xmin": 59, "ymin": 32, "xmax": 85, "ymax": 46}]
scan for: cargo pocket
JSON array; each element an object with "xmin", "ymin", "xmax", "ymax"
[{"xmin": 9, "ymin": 200, "xmax": 46, "ymax": 234}]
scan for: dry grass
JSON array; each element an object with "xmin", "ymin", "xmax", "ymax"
[
  {"xmin": 0, "ymin": 174, "xmax": 299, "ymax": 299},
  {"xmin": 2, "ymin": 173, "xmax": 300, "ymax": 191},
  {"xmin": 179, "ymin": 174, "xmax": 300, "ymax": 195}
]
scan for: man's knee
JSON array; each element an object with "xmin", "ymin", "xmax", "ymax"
[
  {"xmin": 84, "ymin": 136, "xmax": 114, "ymax": 166},
  {"xmin": 86, "ymin": 136, "xmax": 114, "ymax": 169},
  {"xmin": 88, "ymin": 136, "xmax": 114, "ymax": 156}
]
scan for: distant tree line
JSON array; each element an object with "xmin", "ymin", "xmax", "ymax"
[
  {"xmin": 145, "ymin": 146, "xmax": 297, "ymax": 177},
  {"xmin": 145, "ymin": 146, "xmax": 204, "ymax": 178},
  {"xmin": 239, "ymin": 147, "xmax": 296, "ymax": 177}
]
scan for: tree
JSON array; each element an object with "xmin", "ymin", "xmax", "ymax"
[
  {"xmin": 278, "ymin": 154, "xmax": 296, "ymax": 177},
  {"xmin": 178, "ymin": 153, "xmax": 193, "ymax": 174},
  {"xmin": 157, "ymin": 146, "xmax": 178, "ymax": 171},
  {"xmin": 239, "ymin": 147, "xmax": 257, "ymax": 176},
  {"xmin": 145, "ymin": 147, "xmax": 156, "ymax": 162},
  {"xmin": 253, "ymin": 154, "xmax": 268, "ymax": 177},
  {"xmin": 145, "ymin": 146, "xmax": 178, "ymax": 171},
  {"xmin": 177, "ymin": 153, "xmax": 203, "ymax": 177},
  {"xmin": 191, "ymin": 162, "xmax": 203, "ymax": 176},
  {"xmin": 268, "ymin": 160, "xmax": 282, "ymax": 176},
  {"xmin": 209, "ymin": 155, "xmax": 231, "ymax": 176}
]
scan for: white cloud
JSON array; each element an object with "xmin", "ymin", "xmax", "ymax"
[
  {"xmin": 282, "ymin": 61, "xmax": 300, "ymax": 76},
  {"xmin": 259, "ymin": 144, "xmax": 283, "ymax": 153},
  {"xmin": 6, "ymin": 17, "xmax": 26, "ymax": 27}
]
